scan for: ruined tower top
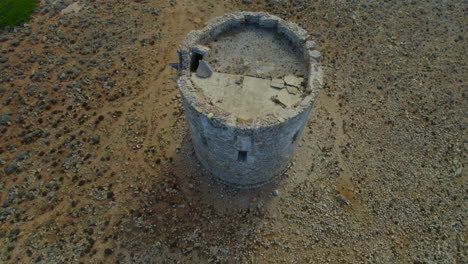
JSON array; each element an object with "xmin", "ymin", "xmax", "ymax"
[
  {"xmin": 177, "ymin": 12, "xmax": 323, "ymax": 129},
  {"xmin": 177, "ymin": 12, "xmax": 323, "ymax": 188}
]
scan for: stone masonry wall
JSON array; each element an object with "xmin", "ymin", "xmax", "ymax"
[
  {"xmin": 177, "ymin": 12, "xmax": 323, "ymax": 188},
  {"xmin": 182, "ymin": 94, "xmax": 314, "ymax": 188}
]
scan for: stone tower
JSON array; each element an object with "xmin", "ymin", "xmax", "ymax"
[{"xmin": 176, "ymin": 12, "xmax": 323, "ymax": 188}]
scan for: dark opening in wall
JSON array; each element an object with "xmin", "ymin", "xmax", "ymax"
[
  {"xmin": 292, "ymin": 130, "xmax": 299, "ymax": 144},
  {"xmin": 238, "ymin": 151, "xmax": 248, "ymax": 162},
  {"xmin": 190, "ymin": 52, "xmax": 203, "ymax": 72},
  {"xmin": 201, "ymin": 135, "xmax": 208, "ymax": 146}
]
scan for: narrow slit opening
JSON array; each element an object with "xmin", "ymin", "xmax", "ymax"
[
  {"xmin": 238, "ymin": 151, "xmax": 248, "ymax": 162},
  {"xmin": 201, "ymin": 135, "xmax": 208, "ymax": 146},
  {"xmin": 292, "ymin": 130, "xmax": 299, "ymax": 144}
]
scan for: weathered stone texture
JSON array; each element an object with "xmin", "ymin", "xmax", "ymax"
[{"xmin": 177, "ymin": 12, "xmax": 323, "ymax": 188}]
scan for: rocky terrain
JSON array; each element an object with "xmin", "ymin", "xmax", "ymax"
[{"xmin": 0, "ymin": 0, "xmax": 466, "ymax": 263}]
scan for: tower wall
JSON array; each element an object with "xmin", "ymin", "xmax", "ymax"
[{"xmin": 177, "ymin": 12, "xmax": 323, "ymax": 188}]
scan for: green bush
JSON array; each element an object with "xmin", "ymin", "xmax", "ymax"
[{"xmin": 0, "ymin": 0, "xmax": 38, "ymax": 28}]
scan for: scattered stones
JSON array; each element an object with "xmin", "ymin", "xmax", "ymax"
[
  {"xmin": 309, "ymin": 50, "xmax": 321, "ymax": 60},
  {"xmin": 271, "ymin": 95, "xmax": 286, "ymax": 108},
  {"xmin": 275, "ymin": 114, "xmax": 285, "ymax": 122},
  {"xmin": 336, "ymin": 195, "xmax": 349, "ymax": 206},
  {"xmin": 272, "ymin": 189, "xmax": 280, "ymax": 196},
  {"xmin": 286, "ymin": 86, "xmax": 299, "ymax": 95},
  {"xmin": 274, "ymin": 88, "xmax": 302, "ymax": 107},
  {"xmin": 306, "ymin": 40, "xmax": 317, "ymax": 49},
  {"xmin": 270, "ymin": 78, "xmax": 284, "ymax": 89},
  {"xmin": 284, "ymin": 75, "xmax": 304, "ymax": 88}
]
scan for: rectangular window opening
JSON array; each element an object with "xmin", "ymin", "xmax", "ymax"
[
  {"xmin": 201, "ymin": 135, "xmax": 208, "ymax": 146},
  {"xmin": 292, "ymin": 130, "xmax": 299, "ymax": 144},
  {"xmin": 238, "ymin": 151, "xmax": 248, "ymax": 162}
]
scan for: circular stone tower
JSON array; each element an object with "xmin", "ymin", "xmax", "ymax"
[{"xmin": 176, "ymin": 12, "xmax": 323, "ymax": 188}]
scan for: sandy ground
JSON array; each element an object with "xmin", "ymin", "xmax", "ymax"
[{"xmin": 0, "ymin": 0, "xmax": 466, "ymax": 263}]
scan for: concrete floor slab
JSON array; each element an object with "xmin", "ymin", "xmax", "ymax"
[{"xmin": 191, "ymin": 72, "xmax": 302, "ymax": 120}]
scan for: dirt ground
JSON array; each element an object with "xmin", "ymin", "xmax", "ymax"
[{"xmin": 0, "ymin": 0, "xmax": 466, "ymax": 263}]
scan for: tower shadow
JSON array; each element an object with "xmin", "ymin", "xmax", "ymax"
[
  {"xmin": 118, "ymin": 131, "xmax": 283, "ymax": 261},
  {"xmin": 167, "ymin": 132, "xmax": 280, "ymax": 212}
]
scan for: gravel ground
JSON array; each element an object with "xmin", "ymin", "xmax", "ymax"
[{"xmin": 0, "ymin": 0, "xmax": 466, "ymax": 263}]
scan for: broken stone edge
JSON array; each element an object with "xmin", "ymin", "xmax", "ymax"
[{"xmin": 177, "ymin": 12, "xmax": 324, "ymax": 130}]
